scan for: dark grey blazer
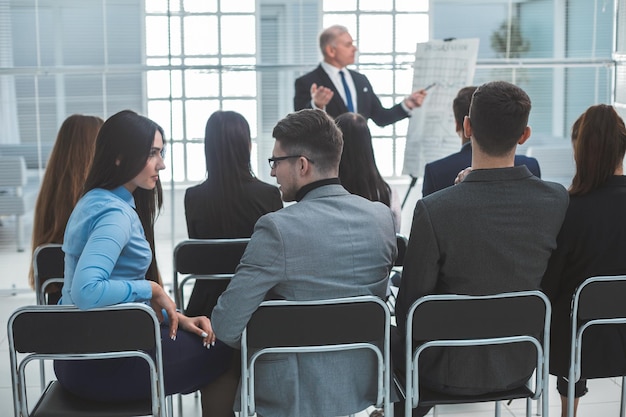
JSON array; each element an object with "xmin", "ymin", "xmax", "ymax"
[
  {"xmin": 212, "ymin": 184, "xmax": 397, "ymax": 417},
  {"xmin": 395, "ymin": 166, "xmax": 568, "ymax": 395},
  {"xmin": 422, "ymin": 142, "xmax": 542, "ymax": 197},
  {"xmin": 294, "ymin": 64, "xmax": 409, "ymax": 127}
]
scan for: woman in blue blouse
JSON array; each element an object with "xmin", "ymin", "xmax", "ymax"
[{"xmin": 54, "ymin": 110, "xmax": 234, "ymax": 416}]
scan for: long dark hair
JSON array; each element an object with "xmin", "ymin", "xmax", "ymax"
[
  {"xmin": 335, "ymin": 112, "xmax": 391, "ymax": 206},
  {"xmin": 569, "ymin": 104, "xmax": 626, "ymax": 196},
  {"xmin": 83, "ymin": 110, "xmax": 164, "ymax": 285},
  {"xmin": 203, "ymin": 110, "xmax": 255, "ymax": 234}
]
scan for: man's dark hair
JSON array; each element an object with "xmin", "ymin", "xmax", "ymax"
[
  {"xmin": 272, "ymin": 109, "xmax": 343, "ymax": 173},
  {"xmin": 468, "ymin": 81, "xmax": 531, "ymax": 156},
  {"xmin": 452, "ymin": 86, "xmax": 477, "ymax": 129}
]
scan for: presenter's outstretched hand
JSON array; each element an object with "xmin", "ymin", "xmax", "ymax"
[
  {"xmin": 404, "ymin": 89, "xmax": 428, "ymax": 110},
  {"xmin": 310, "ymin": 83, "xmax": 334, "ymax": 109}
]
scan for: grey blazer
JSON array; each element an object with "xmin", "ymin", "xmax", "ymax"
[
  {"xmin": 395, "ymin": 166, "xmax": 568, "ymax": 395},
  {"xmin": 212, "ymin": 184, "xmax": 397, "ymax": 417}
]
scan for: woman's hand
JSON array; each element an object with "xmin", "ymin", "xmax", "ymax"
[
  {"xmin": 454, "ymin": 167, "xmax": 473, "ymax": 184},
  {"xmin": 178, "ymin": 313, "xmax": 216, "ymax": 348},
  {"xmin": 149, "ymin": 281, "xmax": 179, "ymax": 340}
]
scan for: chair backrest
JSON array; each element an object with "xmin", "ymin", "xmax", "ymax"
[
  {"xmin": 404, "ymin": 290, "xmax": 551, "ymax": 415},
  {"xmin": 570, "ymin": 275, "xmax": 626, "ymax": 384},
  {"xmin": 8, "ymin": 303, "xmax": 166, "ymax": 417},
  {"xmin": 573, "ymin": 275, "xmax": 626, "ymax": 321},
  {"xmin": 0, "ymin": 156, "xmax": 27, "ymax": 188},
  {"xmin": 409, "ymin": 291, "xmax": 548, "ymax": 342},
  {"xmin": 241, "ymin": 295, "xmax": 391, "ymax": 417},
  {"xmin": 395, "ymin": 233, "xmax": 408, "ymax": 267},
  {"xmin": 246, "ymin": 296, "xmax": 388, "ymax": 350},
  {"xmin": 172, "ymin": 238, "xmax": 249, "ymax": 308},
  {"xmin": 33, "ymin": 243, "xmax": 65, "ymax": 305}
]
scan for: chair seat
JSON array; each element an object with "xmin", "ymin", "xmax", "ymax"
[
  {"xmin": 31, "ymin": 381, "xmax": 153, "ymax": 417},
  {"xmin": 393, "ymin": 371, "xmax": 533, "ymax": 408},
  {"xmin": 419, "ymin": 385, "xmax": 534, "ymax": 407}
]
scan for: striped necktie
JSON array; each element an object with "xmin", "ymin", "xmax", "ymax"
[{"xmin": 339, "ymin": 70, "xmax": 354, "ymax": 112}]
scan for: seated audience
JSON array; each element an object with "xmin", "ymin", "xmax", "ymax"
[
  {"xmin": 421, "ymin": 85, "xmax": 541, "ymax": 197},
  {"xmin": 394, "ymin": 81, "xmax": 568, "ymax": 417},
  {"xmin": 184, "ymin": 110, "xmax": 282, "ymax": 318},
  {"xmin": 212, "ymin": 108, "xmax": 397, "ymax": 417},
  {"xmin": 54, "ymin": 110, "xmax": 234, "ymax": 417},
  {"xmin": 28, "ymin": 114, "xmax": 103, "ymax": 303},
  {"xmin": 335, "ymin": 112, "xmax": 401, "ymax": 232},
  {"xmin": 541, "ymin": 104, "xmax": 626, "ymax": 417}
]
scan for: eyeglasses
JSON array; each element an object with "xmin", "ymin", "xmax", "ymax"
[{"xmin": 268, "ymin": 155, "xmax": 314, "ymax": 169}]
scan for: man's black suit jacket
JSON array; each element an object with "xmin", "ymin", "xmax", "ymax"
[
  {"xmin": 294, "ymin": 64, "xmax": 408, "ymax": 127},
  {"xmin": 422, "ymin": 142, "xmax": 542, "ymax": 197}
]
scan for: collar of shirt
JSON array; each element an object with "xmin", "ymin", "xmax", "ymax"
[
  {"xmin": 111, "ymin": 185, "xmax": 136, "ymax": 210},
  {"xmin": 320, "ymin": 61, "xmax": 357, "ymax": 112},
  {"xmin": 295, "ymin": 177, "xmax": 341, "ymax": 202}
]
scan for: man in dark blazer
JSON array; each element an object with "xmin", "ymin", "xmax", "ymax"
[
  {"xmin": 294, "ymin": 25, "xmax": 428, "ymax": 126},
  {"xmin": 394, "ymin": 81, "xmax": 569, "ymax": 416},
  {"xmin": 422, "ymin": 86, "xmax": 541, "ymax": 197}
]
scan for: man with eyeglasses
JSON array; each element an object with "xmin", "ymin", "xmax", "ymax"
[
  {"xmin": 294, "ymin": 24, "xmax": 429, "ymax": 126},
  {"xmin": 212, "ymin": 108, "xmax": 397, "ymax": 417}
]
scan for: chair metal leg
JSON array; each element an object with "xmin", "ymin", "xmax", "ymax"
[
  {"xmin": 39, "ymin": 360, "xmax": 46, "ymax": 392},
  {"xmin": 167, "ymin": 394, "xmax": 174, "ymax": 417},
  {"xmin": 495, "ymin": 400, "xmax": 501, "ymax": 417},
  {"xmin": 433, "ymin": 404, "xmax": 438, "ymax": 417},
  {"xmin": 526, "ymin": 397, "xmax": 532, "ymax": 417},
  {"xmin": 621, "ymin": 376, "xmax": 626, "ymax": 417},
  {"xmin": 567, "ymin": 375, "xmax": 575, "ymax": 417},
  {"xmin": 535, "ymin": 397, "xmax": 541, "ymax": 415}
]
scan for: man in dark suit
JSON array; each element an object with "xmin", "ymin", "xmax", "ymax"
[
  {"xmin": 294, "ymin": 25, "xmax": 428, "ymax": 126},
  {"xmin": 422, "ymin": 86, "xmax": 541, "ymax": 197},
  {"xmin": 394, "ymin": 81, "xmax": 569, "ymax": 416}
]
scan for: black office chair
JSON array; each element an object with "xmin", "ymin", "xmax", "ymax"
[
  {"xmin": 8, "ymin": 303, "xmax": 169, "ymax": 417},
  {"xmin": 241, "ymin": 295, "xmax": 392, "ymax": 417},
  {"xmin": 567, "ymin": 275, "xmax": 626, "ymax": 417},
  {"xmin": 33, "ymin": 243, "xmax": 64, "ymax": 306},
  {"xmin": 172, "ymin": 238, "xmax": 249, "ymax": 313},
  {"xmin": 32, "ymin": 243, "xmax": 65, "ymax": 392},
  {"xmin": 400, "ymin": 290, "xmax": 551, "ymax": 417}
]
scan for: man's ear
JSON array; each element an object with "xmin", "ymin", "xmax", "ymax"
[
  {"xmin": 463, "ymin": 116, "xmax": 472, "ymax": 139},
  {"xmin": 298, "ymin": 156, "xmax": 311, "ymax": 176},
  {"xmin": 518, "ymin": 126, "xmax": 531, "ymax": 145},
  {"xmin": 325, "ymin": 44, "xmax": 335, "ymax": 59}
]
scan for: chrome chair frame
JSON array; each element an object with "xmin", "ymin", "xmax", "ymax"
[
  {"xmin": 8, "ymin": 303, "xmax": 168, "ymax": 417},
  {"xmin": 567, "ymin": 275, "xmax": 626, "ymax": 417},
  {"xmin": 240, "ymin": 295, "xmax": 391, "ymax": 417},
  {"xmin": 403, "ymin": 290, "xmax": 551, "ymax": 417},
  {"xmin": 172, "ymin": 238, "xmax": 249, "ymax": 311}
]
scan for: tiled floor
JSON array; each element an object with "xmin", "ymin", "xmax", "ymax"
[{"xmin": 1, "ymin": 180, "xmax": 624, "ymax": 416}]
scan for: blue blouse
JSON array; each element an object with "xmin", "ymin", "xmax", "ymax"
[{"xmin": 60, "ymin": 186, "xmax": 153, "ymax": 309}]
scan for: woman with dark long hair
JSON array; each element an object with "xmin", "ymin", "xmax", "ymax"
[
  {"xmin": 55, "ymin": 110, "xmax": 233, "ymax": 416},
  {"xmin": 184, "ymin": 110, "xmax": 282, "ymax": 317},
  {"xmin": 542, "ymin": 104, "xmax": 626, "ymax": 417},
  {"xmin": 335, "ymin": 112, "xmax": 400, "ymax": 231}
]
